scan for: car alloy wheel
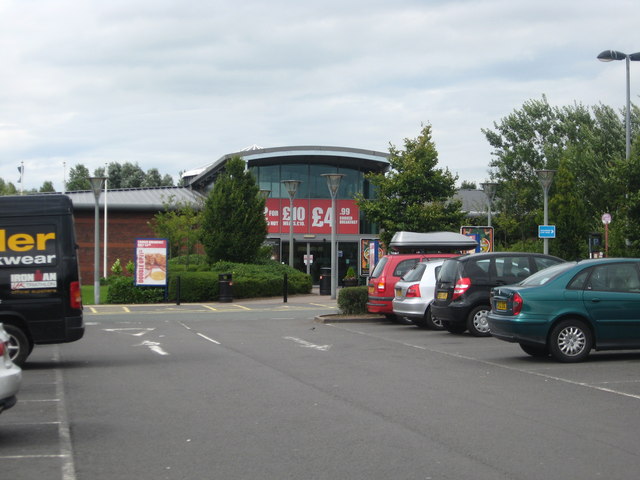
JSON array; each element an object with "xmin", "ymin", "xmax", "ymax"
[
  {"xmin": 549, "ymin": 319, "xmax": 593, "ymax": 363},
  {"xmin": 467, "ymin": 306, "xmax": 491, "ymax": 337}
]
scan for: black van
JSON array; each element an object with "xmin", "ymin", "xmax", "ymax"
[
  {"xmin": 0, "ymin": 195, "xmax": 84, "ymax": 365},
  {"xmin": 431, "ymin": 252, "xmax": 564, "ymax": 337}
]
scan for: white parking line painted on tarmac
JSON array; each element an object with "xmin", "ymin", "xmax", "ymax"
[
  {"xmin": 333, "ymin": 324, "xmax": 640, "ymax": 402},
  {"xmin": 54, "ymin": 348, "xmax": 77, "ymax": 480},
  {"xmin": 103, "ymin": 327, "xmax": 155, "ymax": 336},
  {"xmin": 283, "ymin": 336, "xmax": 331, "ymax": 351},
  {"xmin": 197, "ymin": 333, "xmax": 221, "ymax": 345}
]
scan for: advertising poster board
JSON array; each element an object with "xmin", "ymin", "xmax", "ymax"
[
  {"xmin": 359, "ymin": 239, "xmax": 384, "ymax": 277},
  {"xmin": 460, "ymin": 226, "xmax": 494, "ymax": 253},
  {"xmin": 135, "ymin": 238, "xmax": 168, "ymax": 286}
]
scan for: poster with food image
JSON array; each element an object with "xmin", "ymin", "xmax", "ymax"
[{"xmin": 135, "ymin": 238, "xmax": 168, "ymax": 286}]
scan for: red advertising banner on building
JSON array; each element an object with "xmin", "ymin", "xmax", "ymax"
[
  {"xmin": 265, "ymin": 199, "xmax": 359, "ymax": 235},
  {"xmin": 134, "ymin": 238, "xmax": 168, "ymax": 286}
]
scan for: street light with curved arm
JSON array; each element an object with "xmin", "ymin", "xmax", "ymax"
[{"xmin": 597, "ymin": 49, "xmax": 640, "ymax": 159}]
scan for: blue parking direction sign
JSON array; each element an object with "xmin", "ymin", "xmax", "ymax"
[{"xmin": 538, "ymin": 225, "xmax": 556, "ymax": 239}]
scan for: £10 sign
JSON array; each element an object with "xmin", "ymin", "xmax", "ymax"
[{"xmin": 265, "ymin": 199, "xmax": 359, "ymax": 235}]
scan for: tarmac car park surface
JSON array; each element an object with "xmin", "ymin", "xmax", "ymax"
[{"xmin": 3, "ymin": 295, "xmax": 640, "ymax": 480}]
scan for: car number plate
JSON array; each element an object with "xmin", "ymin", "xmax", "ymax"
[
  {"xmin": 368, "ymin": 286, "xmax": 374, "ymax": 294},
  {"xmin": 496, "ymin": 300, "xmax": 507, "ymax": 311},
  {"xmin": 436, "ymin": 291, "xmax": 448, "ymax": 300}
]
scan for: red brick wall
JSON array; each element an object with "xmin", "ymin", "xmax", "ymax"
[{"xmin": 75, "ymin": 210, "xmax": 157, "ymax": 284}]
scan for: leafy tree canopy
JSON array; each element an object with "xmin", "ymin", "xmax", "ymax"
[
  {"xmin": 200, "ymin": 156, "xmax": 268, "ymax": 263},
  {"xmin": 356, "ymin": 124, "xmax": 464, "ymax": 247}
]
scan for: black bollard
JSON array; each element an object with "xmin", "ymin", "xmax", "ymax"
[{"xmin": 283, "ymin": 273, "xmax": 288, "ymax": 303}]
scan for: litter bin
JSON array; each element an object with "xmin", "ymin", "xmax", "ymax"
[
  {"xmin": 319, "ymin": 267, "xmax": 331, "ymax": 295},
  {"xmin": 219, "ymin": 273, "xmax": 233, "ymax": 302}
]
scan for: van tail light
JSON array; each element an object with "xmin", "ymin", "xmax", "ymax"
[
  {"xmin": 70, "ymin": 281, "xmax": 83, "ymax": 310},
  {"xmin": 452, "ymin": 277, "xmax": 471, "ymax": 300},
  {"xmin": 406, "ymin": 284, "xmax": 421, "ymax": 298},
  {"xmin": 376, "ymin": 276, "xmax": 386, "ymax": 292},
  {"xmin": 512, "ymin": 292, "xmax": 523, "ymax": 315}
]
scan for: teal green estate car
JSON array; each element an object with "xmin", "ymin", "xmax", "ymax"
[{"xmin": 487, "ymin": 258, "xmax": 640, "ymax": 362}]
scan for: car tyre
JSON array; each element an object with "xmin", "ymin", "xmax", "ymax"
[
  {"xmin": 466, "ymin": 305, "xmax": 492, "ymax": 337},
  {"xmin": 519, "ymin": 343, "xmax": 549, "ymax": 357},
  {"xmin": 414, "ymin": 308, "xmax": 444, "ymax": 330},
  {"xmin": 548, "ymin": 319, "xmax": 593, "ymax": 363},
  {"xmin": 3, "ymin": 324, "xmax": 31, "ymax": 367}
]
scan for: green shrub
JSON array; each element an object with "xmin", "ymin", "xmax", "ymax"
[
  {"xmin": 337, "ymin": 286, "xmax": 368, "ymax": 314},
  {"xmin": 166, "ymin": 261, "xmax": 312, "ymax": 302},
  {"xmin": 106, "ymin": 276, "xmax": 165, "ymax": 304}
]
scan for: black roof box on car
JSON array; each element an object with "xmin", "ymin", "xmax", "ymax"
[{"xmin": 389, "ymin": 231, "xmax": 478, "ymax": 253}]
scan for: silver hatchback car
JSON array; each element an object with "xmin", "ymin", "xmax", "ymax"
[
  {"xmin": 392, "ymin": 258, "xmax": 446, "ymax": 329},
  {"xmin": 0, "ymin": 324, "xmax": 22, "ymax": 413}
]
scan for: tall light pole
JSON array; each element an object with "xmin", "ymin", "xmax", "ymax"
[
  {"xmin": 281, "ymin": 180, "xmax": 300, "ymax": 268},
  {"xmin": 322, "ymin": 173, "xmax": 345, "ymax": 300},
  {"xmin": 89, "ymin": 176, "xmax": 107, "ymax": 305},
  {"xmin": 598, "ymin": 49, "xmax": 640, "ymax": 160},
  {"xmin": 103, "ymin": 163, "xmax": 109, "ymax": 279},
  {"xmin": 480, "ymin": 182, "xmax": 498, "ymax": 227},
  {"xmin": 536, "ymin": 169, "xmax": 555, "ymax": 255}
]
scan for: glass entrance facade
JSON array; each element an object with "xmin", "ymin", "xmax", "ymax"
[{"xmin": 187, "ymin": 146, "xmax": 389, "ymax": 283}]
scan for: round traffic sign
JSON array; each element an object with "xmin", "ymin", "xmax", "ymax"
[{"xmin": 602, "ymin": 213, "xmax": 612, "ymax": 225}]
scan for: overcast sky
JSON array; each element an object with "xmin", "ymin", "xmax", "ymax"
[{"xmin": 1, "ymin": 0, "xmax": 639, "ymax": 192}]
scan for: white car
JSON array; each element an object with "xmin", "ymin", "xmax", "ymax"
[
  {"xmin": 392, "ymin": 259, "xmax": 446, "ymax": 329},
  {"xmin": 0, "ymin": 324, "xmax": 22, "ymax": 413}
]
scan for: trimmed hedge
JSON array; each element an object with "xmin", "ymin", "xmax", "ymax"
[
  {"xmin": 106, "ymin": 259, "xmax": 312, "ymax": 303},
  {"xmin": 106, "ymin": 276, "xmax": 165, "ymax": 304},
  {"xmin": 337, "ymin": 286, "xmax": 368, "ymax": 314}
]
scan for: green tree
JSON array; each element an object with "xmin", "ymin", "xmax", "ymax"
[
  {"xmin": 119, "ymin": 162, "xmax": 146, "ymax": 188},
  {"xmin": 483, "ymin": 97, "xmax": 633, "ymax": 250},
  {"xmin": 66, "ymin": 164, "xmax": 91, "ymax": 191},
  {"xmin": 615, "ymin": 135, "xmax": 640, "ymax": 257},
  {"xmin": 548, "ymin": 154, "xmax": 590, "ymax": 260},
  {"xmin": 200, "ymin": 156, "xmax": 268, "ymax": 263},
  {"xmin": 39, "ymin": 180, "xmax": 55, "ymax": 192},
  {"xmin": 460, "ymin": 180, "xmax": 477, "ymax": 189},
  {"xmin": 0, "ymin": 178, "xmax": 18, "ymax": 195},
  {"xmin": 149, "ymin": 197, "xmax": 203, "ymax": 258},
  {"xmin": 356, "ymin": 124, "xmax": 464, "ymax": 247}
]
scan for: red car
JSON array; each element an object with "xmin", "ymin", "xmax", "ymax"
[{"xmin": 366, "ymin": 232, "xmax": 478, "ymax": 319}]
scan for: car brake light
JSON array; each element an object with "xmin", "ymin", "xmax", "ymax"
[
  {"xmin": 70, "ymin": 281, "xmax": 83, "ymax": 310},
  {"xmin": 512, "ymin": 292, "xmax": 523, "ymax": 315},
  {"xmin": 452, "ymin": 277, "xmax": 471, "ymax": 300},
  {"xmin": 406, "ymin": 284, "xmax": 421, "ymax": 298},
  {"xmin": 376, "ymin": 276, "xmax": 386, "ymax": 292},
  {"xmin": 0, "ymin": 341, "xmax": 5, "ymax": 356}
]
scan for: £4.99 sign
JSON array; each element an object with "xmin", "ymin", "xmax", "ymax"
[{"xmin": 265, "ymin": 199, "xmax": 359, "ymax": 235}]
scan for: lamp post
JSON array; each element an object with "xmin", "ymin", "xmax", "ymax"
[
  {"xmin": 281, "ymin": 180, "xmax": 301, "ymax": 268},
  {"xmin": 480, "ymin": 182, "xmax": 498, "ymax": 227},
  {"xmin": 322, "ymin": 173, "xmax": 345, "ymax": 300},
  {"xmin": 89, "ymin": 176, "xmax": 107, "ymax": 305},
  {"xmin": 597, "ymin": 49, "xmax": 640, "ymax": 160},
  {"xmin": 536, "ymin": 169, "xmax": 556, "ymax": 255}
]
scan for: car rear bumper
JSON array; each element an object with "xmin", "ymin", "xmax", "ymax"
[
  {"xmin": 0, "ymin": 363, "xmax": 22, "ymax": 413},
  {"xmin": 367, "ymin": 297, "xmax": 393, "ymax": 314},
  {"xmin": 488, "ymin": 315, "xmax": 549, "ymax": 346},
  {"xmin": 431, "ymin": 303, "xmax": 470, "ymax": 326},
  {"xmin": 392, "ymin": 299, "xmax": 427, "ymax": 319}
]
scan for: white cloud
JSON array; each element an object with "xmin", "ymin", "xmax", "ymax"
[{"xmin": 0, "ymin": 0, "xmax": 639, "ymax": 191}]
